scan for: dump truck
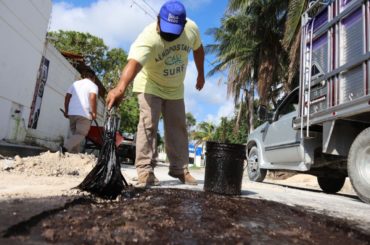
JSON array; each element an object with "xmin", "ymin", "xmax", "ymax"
[{"xmin": 246, "ymin": 0, "xmax": 370, "ymax": 203}]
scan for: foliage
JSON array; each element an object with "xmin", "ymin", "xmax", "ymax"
[
  {"xmin": 208, "ymin": 0, "xmax": 289, "ymax": 103},
  {"xmin": 48, "ymin": 30, "xmax": 108, "ymax": 76},
  {"xmin": 191, "ymin": 121, "xmax": 216, "ymax": 145},
  {"xmin": 213, "ymin": 117, "xmax": 248, "ymax": 144},
  {"xmin": 186, "ymin": 112, "xmax": 196, "ymax": 139},
  {"xmin": 200, "ymin": 0, "xmax": 310, "ymax": 142},
  {"xmin": 48, "ymin": 30, "xmax": 138, "ymax": 133},
  {"xmin": 227, "ymin": 0, "xmax": 309, "ymax": 89},
  {"xmin": 191, "ymin": 117, "xmax": 248, "ymax": 145},
  {"xmin": 119, "ymin": 96, "xmax": 139, "ymax": 134},
  {"xmin": 102, "ymin": 48, "xmax": 128, "ymax": 88},
  {"xmin": 283, "ymin": 0, "xmax": 308, "ymax": 87},
  {"xmin": 206, "ymin": 0, "xmax": 289, "ymax": 134},
  {"xmin": 48, "ymin": 30, "xmax": 128, "ymax": 87},
  {"xmin": 191, "ymin": 100, "xmax": 261, "ymax": 145}
]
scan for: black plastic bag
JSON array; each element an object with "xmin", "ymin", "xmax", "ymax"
[{"xmin": 77, "ymin": 110, "xmax": 128, "ymax": 199}]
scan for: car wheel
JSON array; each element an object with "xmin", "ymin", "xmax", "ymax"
[
  {"xmin": 247, "ymin": 146, "xmax": 266, "ymax": 182},
  {"xmin": 348, "ymin": 127, "xmax": 370, "ymax": 203},
  {"xmin": 317, "ymin": 176, "xmax": 345, "ymax": 194}
]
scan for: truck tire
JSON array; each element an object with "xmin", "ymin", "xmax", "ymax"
[
  {"xmin": 348, "ymin": 127, "xmax": 370, "ymax": 203},
  {"xmin": 247, "ymin": 146, "xmax": 266, "ymax": 182},
  {"xmin": 317, "ymin": 176, "xmax": 345, "ymax": 194}
]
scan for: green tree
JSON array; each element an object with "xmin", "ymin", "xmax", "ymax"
[
  {"xmin": 192, "ymin": 121, "xmax": 216, "ymax": 145},
  {"xmin": 186, "ymin": 112, "xmax": 196, "ymax": 140},
  {"xmin": 213, "ymin": 117, "xmax": 249, "ymax": 144},
  {"xmin": 226, "ymin": 0, "xmax": 289, "ymax": 102},
  {"xmin": 48, "ymin": 30, "xmax": 108, "ymax": 75},
  {"xmin": 229, "ymin": 0, "xmax": 310, "ymax": 90},
  {"xmin": 119, "ymin": 97, "xmax": 139, "ymax": 133},
  {"xmin": 207, "ymin": 0, "xmax": 288, "ymax": 133},
  {"xmin": 102, "ymin": 48, "xmax": 128, "ymax": 88},
  {"xmin": 206, "ymin": 14, "xmax": 256, "ymax": 133},
  {"xmin": 283, "ymin": 0, "xmax": 308, "ymax": 87}
]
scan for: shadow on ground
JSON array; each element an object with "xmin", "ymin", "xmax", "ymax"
[{"xmin": 262, "ymin": 181, "xmax": 360, "ymax": 201}]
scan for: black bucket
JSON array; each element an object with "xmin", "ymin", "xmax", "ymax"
[{"xmin": 204, "ymin": 141, "xmax": 246, "ymax": 195}]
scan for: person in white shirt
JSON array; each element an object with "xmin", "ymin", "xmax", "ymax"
[{"xmin": 61, "ymin": 70, "xmax": 98, "ymax": 153}]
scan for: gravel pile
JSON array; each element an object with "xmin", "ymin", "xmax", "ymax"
[{"xmin": 0, "ymin": 152, "xmax": 96, "ymax": 177}]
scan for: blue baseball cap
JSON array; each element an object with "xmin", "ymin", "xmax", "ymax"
[{"xmin": 159, "ymin": 0, "xmax": 186, "ymax": 35}]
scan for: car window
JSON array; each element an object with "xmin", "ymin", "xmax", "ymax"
[{"xmin": 276, "ymin": 90, "xmax": 299, "ymax": 120}]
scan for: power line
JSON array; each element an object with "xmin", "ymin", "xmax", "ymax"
[
  {"xmin": 131, "ymin": 0, "xmax": 156, "ymax": 20},
  {"xmin": 141, "ymin": 0, "xmax": 158, "ymax": 16}
]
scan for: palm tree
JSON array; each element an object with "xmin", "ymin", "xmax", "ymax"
[
  {"xmin": 186, "ymin": 112, "xmax": 196, "ymax": 140},
  {"xmin": 192, "ymin": 122, "xmax": 216, "ymax": 145},
  {"xmin": 206, "ymin": 13, "xmax": 256, "ymax": 133},
  {"xmin": 229, "ymin": 0, "xmax": 312, "ymax": 90},
  {"xmin": 283, "ymin": 0, "xmax": 308, "ymax": 87},
  {"xmin": 207, "ymin": 0, "xmax": 288, "ymax": 133},
  {"xmin": 228, "ymin": 0, "xmax": 289, "ymax": 103}
]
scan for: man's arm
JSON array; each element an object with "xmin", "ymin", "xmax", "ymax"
[
  {"xmin": 89, "ymin": 93, "xmax": 97, "ymax": 120},
  {"xmin": 64, "ymin": 93, "xmax": 72, "ymax": 118},
  {"xmin": 106, "ymin": 59, "xmax": 142, "ymax": 109},
  {"xmin": 193, "ymin": 44, "xmax": 205, "ymax": 91}
]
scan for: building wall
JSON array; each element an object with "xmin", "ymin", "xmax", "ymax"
[
  {"xmin": 0, "ymin": 0, "xmax": 52, "ymax": 140},
  {"xmin": 0, "ymin": 0, "xmax": 106, "ymax": 150},
  {"xmin": 25, "ymin": 44, "xmax": 80, "ymax": 148}
]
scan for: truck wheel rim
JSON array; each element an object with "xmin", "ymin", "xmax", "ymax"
[
  {"xmin": 248, "ymin": 153, "xmax": 258, "ymax": 173},
  {"xmin": 358, "ymin": 146, "xmax": 370, "ymax": 186}
]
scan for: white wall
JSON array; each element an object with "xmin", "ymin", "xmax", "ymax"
[
  {"xmin": 25, "ymin": 44, "xmax": 80, "ymax": 148},
  {"xmin": 0, "ymin": 0, "xmax": 52, "ymax": 140},
  {"xmin": 0, "ymin": 0, "xmax": 107, "ymax": 150}
]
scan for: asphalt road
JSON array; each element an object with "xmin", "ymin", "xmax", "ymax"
[
  {"xmin": 122, "ymin": 163, "xmax": 370, "ymax": 236},
  {"xmin": 1, "ymin": 163, "xmax": 369, "ymax": 239}
]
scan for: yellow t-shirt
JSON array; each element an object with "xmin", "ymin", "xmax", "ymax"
[{"xmin": 128, "ymin": 19, "xmax": 202, "ymax": 100}]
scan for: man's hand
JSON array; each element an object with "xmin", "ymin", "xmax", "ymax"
[
  {"xmin": 90, "ymin": 112, "xmax": 97, "ymax": 120},
  {"xmin": 106, "ymin": 87, "xmax": 125, "ymax": 110},
  {"xmin": 196, "ymin": 74, "xmax": 205, "ymax": 91},
  {"xmin": 106, "ymin": 59, "xmax": 142, "ymax": 110},
  {"xmin": 60, "ymin": 108, "xmax": 69, "ymax": 118}
]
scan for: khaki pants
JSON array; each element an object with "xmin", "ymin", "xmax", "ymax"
[
  {"xmin": 64, "ymin": 115, "xmax": 91, "ymax": 153},
  {"xmin": 136, "ymin": 93, "xmax": 188, "ymax": 178}
]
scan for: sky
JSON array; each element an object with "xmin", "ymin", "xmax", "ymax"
[{"xmin": 50, "ymin": 0, "xmax": 233, "ymax": 126}]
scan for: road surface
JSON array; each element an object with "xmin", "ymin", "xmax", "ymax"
[{"xmin": 124, "ymin": 163, "xmax": 370, "ymax": 235}]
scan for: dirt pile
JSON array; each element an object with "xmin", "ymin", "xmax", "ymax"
[{"xmin": 0, "ymin": 152, "xmax": 96, "ymax": 177}]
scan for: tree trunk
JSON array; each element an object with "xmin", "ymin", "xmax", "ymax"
[
  {"xmin": 248, "ymin": 80, "xmax": 255, "ymax": 134},
  {"xmin": 234, "ymin": 88, "xmax": 246, "ymax": 133}
]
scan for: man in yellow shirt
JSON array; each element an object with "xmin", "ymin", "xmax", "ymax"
[{"xmin": 106, "ymin": 0, "xmax": 205, "ymax": 187}]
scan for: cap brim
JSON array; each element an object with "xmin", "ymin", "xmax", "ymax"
[{"xmin": 160, "ymin": 19, "xmax": 184, "ymax": 35}]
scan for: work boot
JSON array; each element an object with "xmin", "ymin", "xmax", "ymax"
[
  {"xmin": 136, "ymin": 172, "xmax": 160, "ymax": 188},
  {"xmin": 169, "ymin": 171, "xmax": 198, "ymax": 185}
]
